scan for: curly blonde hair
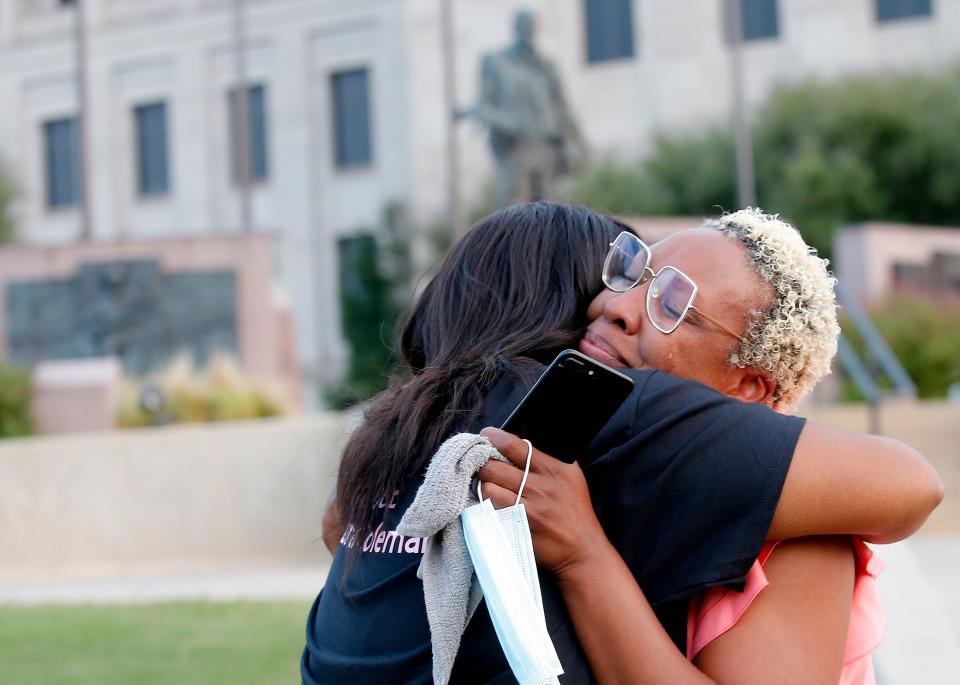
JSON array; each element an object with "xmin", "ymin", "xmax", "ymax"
[{"xmin": 705, "ymin": 208, "xmax": 840, "ymax": 409}]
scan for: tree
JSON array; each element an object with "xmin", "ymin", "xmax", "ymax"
[
  {"xmin": 754, "ymin": 67, "xmax": 960, "ymax": 255},
  {"xmin": 569, "ymin": 130, "xmax": 736, "ymax": 219},
  {"xmin": 570, "ymin": 65, "xmax": 960, "ymax": 259},
  {"xmin": 326, "ymin": 205, "xmax": 414, "ymax": 409}
]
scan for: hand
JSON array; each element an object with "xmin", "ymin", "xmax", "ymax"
[
  {"xmin": 321, "ymin": 499, "xmax": 344, "ymax": 555},
  {"xmin": 477, "ymin": 427, "xmax": 609, "ymax": 579}
]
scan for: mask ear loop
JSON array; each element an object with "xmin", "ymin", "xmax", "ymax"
[
  {"xmin": 476, "ymin": 439, "xmax": 534, "ymax": 506},
  {"xmin": 515, "ymin": 439, "xmax": 533, "ymax": 506}
]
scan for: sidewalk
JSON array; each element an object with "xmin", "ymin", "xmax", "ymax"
[
  {"xmin": 0, "ymin": 563, "xmax": 329, "ymax": 605},
  {"xmin": 873, "ymin": 536, "xmax": 960, "ymax": 685}
]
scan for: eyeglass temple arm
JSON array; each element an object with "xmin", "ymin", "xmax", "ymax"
[{"xmin": 688, "ymin": 305, "xmax": 746, "ymax": 342}]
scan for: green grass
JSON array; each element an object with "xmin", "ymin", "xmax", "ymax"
[{"xmin": 0, "ymin": 600, "xmax": 309, "ymax": 685}]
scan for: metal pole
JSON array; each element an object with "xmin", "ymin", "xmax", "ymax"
[
  {"xmin": 440, "ymin": 0, "xmax": 465, "ymax": 237},
  {"xmin": 232, "ymin": 0, "xmax": 253, "ymax": 232},
  {"xmin": 73, "ymin": 0, "xmax": 93, "ymax": 241},
  {"xmin": 868, "ymin": 398, "xmax": 881, "ymax": 436},
  {"xmin": 726, "ymin": 0, "xmax": 757, "ymax": 209}
]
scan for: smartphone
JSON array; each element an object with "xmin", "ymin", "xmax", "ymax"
[{"xmin": 500, "ymin": 349, "xmax": 634, "ymax": 463}]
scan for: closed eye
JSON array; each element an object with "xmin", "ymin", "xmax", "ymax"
[{"xmin": 662, "ymin": 291, "xmax": 688, "ymax": 319}]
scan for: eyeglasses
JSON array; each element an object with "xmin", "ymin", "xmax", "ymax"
[{"xmin": 601, "ymin": 231, "xmax": 746, "ymax": 341}]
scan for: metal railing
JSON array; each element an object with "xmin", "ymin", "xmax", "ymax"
[{"xmin": 835, "ymin": 281, "xmax": 916, "ymax": 433}]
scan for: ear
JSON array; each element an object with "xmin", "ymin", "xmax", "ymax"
[{"xmin": 726, "ymin": 370, "xmax": 777, "ymax": 406}]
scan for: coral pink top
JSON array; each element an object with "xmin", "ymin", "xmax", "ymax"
[{"xmin": 686, "ymin": 538, "xmax": 886, "ymax": 685}]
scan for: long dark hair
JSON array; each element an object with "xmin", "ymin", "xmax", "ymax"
[{"xmin": 335, "ymin": 202, "xmax": 629, "ymax": 552}]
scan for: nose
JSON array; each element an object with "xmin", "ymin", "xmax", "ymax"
[
  {"xmin": 586, "ymin": 289, "xmax": 614, "ymax": 321},
  {"xmin": 601, "ymin": 288, "xmax": 645, "ymax": 335}
]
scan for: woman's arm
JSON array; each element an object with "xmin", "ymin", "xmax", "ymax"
[
  {"xmin": 557, "ymin": 537, "xmax": 854, "ymax": 685},
  {"xmin": 321, "ymin": 498, "xmax": 344, "ymax": 555},
  {"xmin": 693, "ymin": 536, "xmax": 854, "ymax": 685},
  {"xmin": 477, "ymin": 428, "xmax": 855, "ymax": 685},
  {"xmin": 477, "ymin": 428, "xmax": 713, "ymax": 684},
  {"xmin": 555, "ymin": 535, "xmax": 715, "ymax": 684},
  {"xmin": 771, "ymin": 422, "xmax": 943, "ymax": 543}
]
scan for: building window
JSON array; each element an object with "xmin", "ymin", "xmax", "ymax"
[
  {"xmin": 331, "ymin": 69, "xmax": 373, "ymax": 169},
  {"xmin": 228, "ymin": 83, "xmax": 269, "ymax": 183},
  {"xmin": 43, "ymin": 117, "xmax": 81, "ymax": 209},
  {"xmin": 337, "ymin": 234, "xmax": 377, "ymax": 301},
  {"xmin": 740, "ymin": 0, "xmax": 779, "ymax": 41},
  {"xmin": 134, "ymin": 102, "xmax": 170, "ymax": 197},
  {"xmin": 584, "ymin": 0, "xmax": 635, "ymax": 63},
  {"xmin": 876, "ymin": 0, "xmax": 932, "ymax": 22}
]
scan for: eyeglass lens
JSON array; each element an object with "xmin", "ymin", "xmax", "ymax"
[
  {"xmin": 605, "ymin": 233, "xmax": 651, "ymax": 291},
  {"xmin": 647, "ymin": 268, "xmax": 696, "ymax": 333}
]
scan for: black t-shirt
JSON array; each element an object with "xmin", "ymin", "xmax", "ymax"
[{"xmin": 301, "ymin": 368, "xmax": 804, "ymax": 684}]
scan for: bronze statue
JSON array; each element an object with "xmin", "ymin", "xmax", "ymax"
[{"xmin": 459, "ymin": 10, "xmax": 586, "ymax": 207}]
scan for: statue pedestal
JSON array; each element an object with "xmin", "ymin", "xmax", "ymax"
[
  {"xmin": 0, "ymin": 233, "xmax": 300, "ymax": 411},
  {"xmin": 32, "ymin": 358, "xmax": 122, "ymax": 434}
]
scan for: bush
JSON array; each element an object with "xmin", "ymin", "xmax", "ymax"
[
  {"xmin": 571, "ymin": 65, "xmax": 960, "ymax": 259},
  {"xmin": 325, "ymin": 232, "xmax": 398, "ymax": 410},
  {"xmin": 841, "ymin": 296, "xmax": 960, "ymax": 400},
  {"xmin": 117, "ymin": 354, "xmax": 288, "ymax": 427},
  {"xmin": 0, "ymin": 157, "xmax": 17, "ymax": 244},
  {"xmin": 0, "ymin": 365, "xmax": 33, "ymax": 438},
  {"xmin": 569, "ymin": 130, "xmax": 736, "ymax": 218},
  {"xmin": 754, "ymin": 67, "xmax": 960, "ymax": 256}
]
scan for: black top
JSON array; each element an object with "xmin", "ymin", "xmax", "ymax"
[{"xmin": 301, "ymin": 368, "xmax": 804, "ymax": 684}]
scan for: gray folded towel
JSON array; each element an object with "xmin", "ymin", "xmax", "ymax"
[{"xmin": 396, "ymin": 432, "xmax": 508, "ymax": 685}]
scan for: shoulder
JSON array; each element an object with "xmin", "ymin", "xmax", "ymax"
[
  {"xmin": 620, "ymin": 368, "xmax": 798, "ymax": 430},
  {"xmin": 531, "ymin": 52, "xmax": 557, "ymax": 72},
  {"xmin": 474, "ymin": 369, "xmax": 538, "ymax": 430},
  {"xmin": 589, "ymin": 368, "xmax": 804, "ymax": 473}
]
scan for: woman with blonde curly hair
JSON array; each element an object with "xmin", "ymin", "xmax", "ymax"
[
  {"xmin": 479, "ymin": 208, "xmax": 917, "ymax": 684},
  {"xmin": 307, "ymin": 204, "xmax": 939, "ymax": 684}
]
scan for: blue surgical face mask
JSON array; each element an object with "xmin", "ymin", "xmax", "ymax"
[
  {"xmin": 494, "ymin": 503, "xmax": 545, "ymax": 615},
  {"xmin": 461, "ymin": 440, "xmax": 562, "ymax": 685}
]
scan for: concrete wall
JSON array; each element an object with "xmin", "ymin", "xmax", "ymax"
[
  {"xmin": 0, "ymin": 414, "xmax": 347, "ymax": 580},
  {"xmin": 834, "ymin": 223, "xmax": 960, "ymax": 306}
]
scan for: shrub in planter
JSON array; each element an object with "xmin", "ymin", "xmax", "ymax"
[
  {"xmin": 118, "ymin": 354, "xmax": 288, "ymax": 427},
  {"xmin": 0, "ymin": 364, "xmax": 32, "ymax": 438}
]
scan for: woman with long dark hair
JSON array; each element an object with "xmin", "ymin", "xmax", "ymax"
[
  {"xmin": 301, "ymin": 202, "xmax": 939, "ymax": 685},
  {"xmin": 305, "ymin": 203, "xmax": 623, "ymax": 684},
  {"xmin": 333, "ymin": 202, "xmax": 618, "ymax": 553}
]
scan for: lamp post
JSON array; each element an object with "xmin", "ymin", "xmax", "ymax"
[
  {"xmin": 726, "ymin": 0, "xmax": 757, "ymax": 209},
  {"xmin": 72, "ymin": 0, "xmax": 93, "ymax": 241},
  {"xmin": 232, "ymin": 0, "xmax": 253, "ymax": 232},
  {"xmin": 440, "ymin": 0, "xmax": 465, "ymax": 237}
]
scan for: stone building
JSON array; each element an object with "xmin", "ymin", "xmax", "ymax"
[{"xmin": 0, "ymin": 0, "xmax": 956, "ymax": 405}]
